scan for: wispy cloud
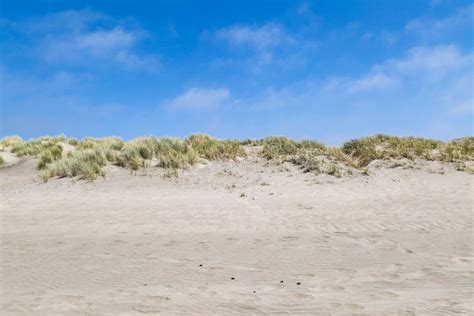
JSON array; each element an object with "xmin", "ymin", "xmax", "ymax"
[
  {"xmin": 406, "ymin": 4, "xmax": 473, "ymax": 37},
  {"xmin": 215, "ymin": 23, "xmax": 296, "ymax": 65},
  {"xmin": 338, "ymin": 45, "xmax": 472, "ymax": 94},
  {"xmin": 383, "ymin": 45, "xmax": 471, "ymax": 73},
  {"xmin": 238, "ymin": 43, "xmax": 472, "ymax": 140},
  {"xmin": 346, "ymin": 73, "xmax": 398, "ymax": 93},
  {"xmin": 163, "ymin": 87, "xmax": 231, "ymax": 110},
  {"xmin": 216, "ymin": 23, "xmax": 295, "ymax": 50},
  {"xmin": 24, "ymin": 9, "xmax": 159, "ymax": 70}
]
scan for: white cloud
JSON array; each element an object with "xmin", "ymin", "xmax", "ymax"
[
  {"xmin": 347, "ymin": 73, "xmax": 397, "ymax": 93},
  {"xmin": 216, "ymin": 23, "xmax": 294, "ymax": 50},
  {"xmin": 27, "ymin": 10, "xmax": 158, "ymax": 70},
  {"xmin": 214, "ymin": 23, "xmax": 296, "ymax": 65},
  {"xmin": 385, "ymin": 45, "xmax": 471, "ymax": 73},
  {"xmin": 334, "ymin": 45, "xmax": 471, "ymax": 94},
  {"xmin": 406, "ymin": 4, "xmax": 473, "ymax": 36},
  {"xmin": 243, "ymin": 44, "xmax": 473, "ymax": 137},
  {"xmin": 25, "ymin": 9, "xmax": 106, "ymax": 34},
  {"xmin": 164, "ymin": 87, "xmax": 231, "ymax": 110}
]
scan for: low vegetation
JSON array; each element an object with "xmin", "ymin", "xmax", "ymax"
[
  {"xmin": 1, "ymin": 134, "xmax": 245, "ymax": 181},
  {"xmin": 6, "ymin": 136, "xmax": 65, "ymax": 170},
  {"xmin": 259, "ymin": 136, "xmax": 351, "ymax": 176},
  {"xmin": 42, "ymin": 148, "xmax": 107, "ymax": 181},
  {"xmin": 0, "ymin": 134, "xmax": 472, "ymax": 181},
  {"xmin": 186, "ymin": 134, "xmax": 246, "ymax": 160},
  {"xmin": 342, "ymin": 135, "xmax": 474, "ymax": 167},
  {"xmin": 0, "ymin": 135, "xmax": 23, "ymax": 151}
]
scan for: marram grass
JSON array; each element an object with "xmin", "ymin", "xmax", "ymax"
[
  {"xmin": 37, "ymin": 135, "xmax": 245, "ymax": 180},
  {"xmin": 0, "ymin": 134, "xmax": 472, "ymax": 180},
  {"xmin": 341, "ymin": 135, "xmax": 474, "ymax": 167}
]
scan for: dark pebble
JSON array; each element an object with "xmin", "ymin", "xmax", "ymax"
[
  {"xmin": 296, "ymin": 282, "xmax": 301, "ymax": 285},
  {"xmin": 253, "ymin": 291, "xmax": 256, "ymax": 293},
  {"xmin": 199, "ymin": 264, "xmax": 203, "ymax": 267},
  {"xmin": 231, "ymin": 277, "xmax": 235, "ymax": 280},
  {"xmin": 280, "ymin": 280, "xmax": 284, "ymax": 283}
]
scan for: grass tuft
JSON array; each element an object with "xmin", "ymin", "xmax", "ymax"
[
  {"xmin": 0, "ymin": 136, "xmax": 23, "ymax": 151},
  {"xmin": 259, "ymin": 137, "xmax": 348, "ymax": 176},
  {"xmin": 42, "ymin": 148, "xmax": 107, "ymax": 181},
  {"xmin": 5, "ymin": 134, "xmax": 471, "ymax": 181},
  {"xmin": 342, "ymin": 135, "xmax": 474, "ymax": 167},
  {"xmin": 185, "ymin": 134, "xmax": 246, "ymax": 160}
]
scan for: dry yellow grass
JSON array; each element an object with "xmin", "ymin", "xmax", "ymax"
[{"xmin": 1, "ymin": 134, "xmax": 472, "ymax": 180}]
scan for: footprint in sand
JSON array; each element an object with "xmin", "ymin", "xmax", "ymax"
[
  {"xmin": 290, "ymin": 293, "xmax": 313, "ymax": 299},
  {"xmin": 133, "ymin": 305, "xmax": 161, "ymax": 314},
  {"xmin": 331, "ymin": 303, "xmax": 364, "ymax": 312},
  {"xmin": 342, "ymin": 303, "xmax": 365, "ymax": 311},
  {"xmin": 142, "ymin": 295, "xmax": 171, "ymax": 304},
  {"xmin": 451, "ymin": 256, "xmax": 472, "ymax": 263},
  {"xmin": 281, "ymin": 236, "xmax": 300, "ymax": 241},
  {"xmin": 163, "ymin": 240, "xmax": 182, "ymax": 247},
  {"xmin": 293, "ymin": 273, "xmax": 314, "ymax": 278}
]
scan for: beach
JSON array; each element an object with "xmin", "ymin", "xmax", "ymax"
[{"xmin": 1, "ymin": 147, "xmax": 473, "ymax": 315}]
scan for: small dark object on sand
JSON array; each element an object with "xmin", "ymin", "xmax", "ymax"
[
  {"xmin": 144, "ymin": 283, "xmax": 148, "ymax": 286},
  {"xmin": 199, "ymin": 264, "xmax": 203, "ymax": 267},
  {"xmin": 253, "ymin": 291, "xmax": 256, "ymax": 293},
  {"xmin": 280, "ymin": 280, "xmax": 284, "ymax": 283},
  {"xmin": 296, "ymin": 282, "xmax": 301, "ymax": 285},
  {"xmin": 231, "ymin": 277, "xmax": 235, "ymax": 280}
]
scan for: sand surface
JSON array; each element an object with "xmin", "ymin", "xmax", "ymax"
[{"xmin": 1, "ymin": 148, "xmax": 473, "ymax": 315}]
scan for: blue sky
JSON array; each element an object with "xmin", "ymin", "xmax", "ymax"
[{"xmin": 1, "ymin": 0, "xmax": 472, "ymax": 144}]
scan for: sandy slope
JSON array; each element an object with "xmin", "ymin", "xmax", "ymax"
[{"xmin": 1, "ymin": 148, "xmax": 473, "ymax": 315}]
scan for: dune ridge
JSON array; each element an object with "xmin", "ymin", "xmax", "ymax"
[{"xmin": 0, "ymin": 135, "xmax": 473, "ymax": 314}]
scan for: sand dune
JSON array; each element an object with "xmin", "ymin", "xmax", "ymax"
[{"xmin": 1, "ymin": 148, "xmax": 473, "ymax": 315}]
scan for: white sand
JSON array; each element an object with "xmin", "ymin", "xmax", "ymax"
[{"xmin": 1, "ymin": 148, "xmax": 473, "ymax": 315}]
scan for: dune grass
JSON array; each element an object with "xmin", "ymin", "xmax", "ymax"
[
  {"xmin": 259, "ymin": 136, "xmax": 326, "ymax": 159},
  {"xmin": 0, "ymin": 156, "xmax": 4, "ymax": 167},
  {"xmin": 0, "ymin": 136, "xmax": 23, "ymax": 151},
  {"xmin": 258, "ymin": 135, "xmax": 474, "ymax": 176},
  {"xmin": 36, "ymin": 135, "xmax": 245, "ymax": 181},
  {"xmin": 185, "ymin": 134, "xmax": 246, "ymax": 160},
  {"xmin": 259, "ymin": 136, "xmax": 350, "ymax": 176},
  {"xmin": 42, "ymin": 148, "xmax": 107, "ymax": 181},
  {"xmin": 112, "ymin": 137, "xmax": 197, "ymax": 170},
  {"xmin": 342, "ymin": 135, "xmax": 474, "ymax": 167},
  {"xmin": 0, "ymin": 134, "xmax": 472, "ymax": 181},
  {"xmin": 7, "ymin": 136, "xmax": 66, "ymax": 170}
]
